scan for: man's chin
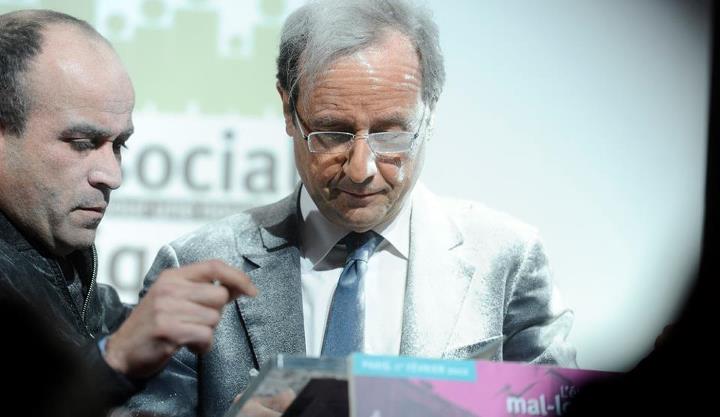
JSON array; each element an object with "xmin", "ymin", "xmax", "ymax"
[
  {"xmin": 332, "ymin": 207, "xmax": 390, "ymax": 232},
  {"xmin": 72, "ymin": 209, "xmax": 104, "ymax": 228},
  {"xmin": 57, "ymin": 227, "xmax": 97, "ymax": 253}
]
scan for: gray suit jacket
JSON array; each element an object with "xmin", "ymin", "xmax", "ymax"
[{"xmin": 127, "ymin": 184, "xmax": 576, "ymax": 417}]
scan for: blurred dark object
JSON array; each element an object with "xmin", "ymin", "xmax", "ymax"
[
  {"xmin": 1, "ymin": 294, "xmax": 106, "ymax": 417},
  {"xmin": 281, "ymin": 379, "xmax": 349, "ymax": 417},
  {"xmin": 567, "ymin": 4, "xmax": 717, "ymax": 415}
]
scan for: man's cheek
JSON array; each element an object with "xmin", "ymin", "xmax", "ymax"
[{"xmin": 379, "ymin": 158, "xmax": 410, "ymax": 184}]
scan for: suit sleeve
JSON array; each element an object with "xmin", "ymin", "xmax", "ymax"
[
  {"xmin": 502, "ymin": 236, "xmax": 578, "ymax": 367},
  {"xmin": 122, "ymin": 244, "xmax": 199, "ymax": 417}
]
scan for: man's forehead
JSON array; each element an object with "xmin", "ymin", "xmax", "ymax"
[
  {"xmin": 297, "ymin": 30, "xmax": 421, "ymax": 102},
  {"xmin": 28, "ymin": 24, "xmax": 126, "ymax": 82},
  {"xmin": 22, "ymin": 25, "xmax": 135, "ymax": 120},
  {"xmin": 30, "ymin": 95, "xmax": 135, "ymax": 114}
]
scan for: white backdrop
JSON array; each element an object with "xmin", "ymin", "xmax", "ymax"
[{"xmin": 0, "ymin": 0, "xmax": 710, "ymax": 372}]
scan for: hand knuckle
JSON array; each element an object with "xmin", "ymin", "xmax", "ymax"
[
  {"xmin": 215, "ymin": 285, "xmax": 230, "ymax": 301},
  {"xmin": 207, "ymin": 259, "xmax": 224, "ymax": 272},
  {"xmin": 208, "ymin": 310, "xmax": 221, "ymax": 326}
]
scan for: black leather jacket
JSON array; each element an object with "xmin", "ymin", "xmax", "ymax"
[{"xmin": 0, "ymin": 211, "xmax": 141, "ymax": 408}]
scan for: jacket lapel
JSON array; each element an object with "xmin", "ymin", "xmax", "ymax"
[
  {"xmin": 400, "ymin": 185, "xmax": 476, "ymax": 357},
  {"xmin": 235, "ymin": 190, "xmax": 306, "ymax": 367}
]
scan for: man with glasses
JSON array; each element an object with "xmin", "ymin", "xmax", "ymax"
[{"xmin": 128, "ymin": 0, "xmax": 576, "ymax": 416}]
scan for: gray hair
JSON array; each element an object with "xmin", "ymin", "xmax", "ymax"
[
  {"xmin": 276, "ymin": 0, "xmax": 445, "ymax": 112},
  {"xmin": 0, "ymin": 10, "xmax": 100, "ymax": 136}
]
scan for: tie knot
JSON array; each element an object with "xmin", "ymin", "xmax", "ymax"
[{"xmin": 342, "ymin": 231, "xmax": 382, "ymax": 263}]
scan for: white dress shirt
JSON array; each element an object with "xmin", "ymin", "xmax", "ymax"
[{"xmin": 299, "ymin": 186, "xmax": 411, "ymax": 356}]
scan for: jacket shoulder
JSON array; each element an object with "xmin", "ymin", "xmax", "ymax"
[
  {"xmin": 169, "ymin": 211, "xmax": 257, "ymax": 249},
  {"xmin": 435, "ymin": 194, "xmax": 542, "ymax": 247},
  {"xmin": 161, "ymin": 193, "xmax": 296, "ymax": 261}
]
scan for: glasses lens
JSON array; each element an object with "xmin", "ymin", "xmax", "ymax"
[
  {"xmin": 308, "ymin": 132, "xmax": 354, "ymax": 153},
  {"xmin": 368, "ymin": 132, "xmax": 415, "ymax": 153}
]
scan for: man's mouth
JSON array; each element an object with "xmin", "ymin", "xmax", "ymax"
[
  {"xmin": 339, "ymin": 189, "xmax": 381, "ymax": 198},
  {"xmin": 76, "ymin": 205, "xmax": 107, "ymax": 214}
]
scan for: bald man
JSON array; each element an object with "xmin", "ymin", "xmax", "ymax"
[{"xmin": 0, "ymin": 10, "xmax": 257, "ymax": 411}]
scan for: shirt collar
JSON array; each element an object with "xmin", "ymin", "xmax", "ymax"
[{"xmin": 299, "ymin": 185, "xmax": 411, "ymax": 267}]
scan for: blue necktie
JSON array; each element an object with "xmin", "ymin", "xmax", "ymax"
[{"xmin": 321, "ymin": 231, "xmax": 383, "ymax": 357}]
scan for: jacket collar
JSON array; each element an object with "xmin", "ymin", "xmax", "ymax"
[
  {"xmin": 399, "ymin": 183, "xmax": 476, "ymax": 357},
  {"xmin": 255, "ymin": 186, "xmax": 302, "ymax": 253},
  {"xmin": 236, "ymin": 186, "xmax": 307, "ymax": 365}
]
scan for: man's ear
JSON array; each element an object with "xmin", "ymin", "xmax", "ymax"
[{"xmin": 277, "ymin": 82, "xmax": 296, "ymax": 137}]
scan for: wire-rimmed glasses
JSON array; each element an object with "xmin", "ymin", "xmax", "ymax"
[{"xmin": 293, "ymin": 107, "xmax": 425, "ymax": 155}]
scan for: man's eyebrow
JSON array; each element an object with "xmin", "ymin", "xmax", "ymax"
[
  {"xmin": 60, "ymin": 124, "xmax": 113, "ymax": 139},
  {"xmin": 60, "ymin": 124, "xmax": 134, "ymax": 140},
  {"xmin": 373, "ymin": 113, "xmax": 416, "ymax": 130},
  {"xmin": 309, "ymin": 116, "xmax": 353, "ymax": 130},
  {"xmin": 309, "ymin": 112, "xmax": 416, "ymax": 131}
]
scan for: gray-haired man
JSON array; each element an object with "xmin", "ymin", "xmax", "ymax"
[{"xmin": 128, "ymin": 1, "xmax": 576, "ymax": 416}]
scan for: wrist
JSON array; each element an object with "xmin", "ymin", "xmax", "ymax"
[{"xmin": 101, "ymin": 334, "xmax": 130, "ymax": 375}]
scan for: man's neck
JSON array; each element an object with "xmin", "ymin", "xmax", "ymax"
[{"xmin": 298, "ymin": 184, "xmax": 412, "ymax": 265}]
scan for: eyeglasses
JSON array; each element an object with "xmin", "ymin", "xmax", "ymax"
[{"xmin": 293, "ymin": 107, "xmax": 425, "ymax": 155}]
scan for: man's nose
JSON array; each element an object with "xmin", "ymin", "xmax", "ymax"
[
  {"xmin": 88, "ymin": 143, "xmax": 122, "ymax": 190},
  {"xmin": 344, "ymin": 136, "xmax": 377, "ymax": 183}
]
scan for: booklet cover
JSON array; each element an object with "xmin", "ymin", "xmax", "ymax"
[
  {"xmin": 225, "ymin": 349, "xmax": 615, "ymax": 417},
  {"xmin": 350, "ymin": 354, "xmax": 616, "ymax": 417}
]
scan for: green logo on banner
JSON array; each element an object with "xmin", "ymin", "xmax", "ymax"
[{"xmin": 1, "ymin": 0, "xmax": 287, "ymax": 116}]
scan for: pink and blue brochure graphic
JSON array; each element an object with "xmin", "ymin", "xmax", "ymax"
[{"xmin": 350, "ymin": 354, "xmax": 615, "ymax": 417}]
